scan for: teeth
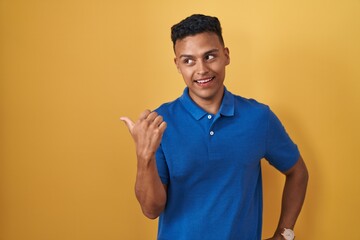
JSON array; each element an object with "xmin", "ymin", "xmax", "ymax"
[{"xmin": 196, "ymin": 77, "xmax": 213, "ymax": 83}]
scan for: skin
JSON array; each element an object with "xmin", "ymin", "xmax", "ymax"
[
  {"xmin": 120, "ymin": 110, "xmax": 167, "ymax": 219},
  {"xmin": 121, "ymin": 32, "xmax": 309, "ymax": 239},
  {"xmin": 173, "ymin": 32, "xmax": 230, "ymax": 114},
  {"xmin": 265, "ymin": 156, "xmax": 308, "ymax": 240}
]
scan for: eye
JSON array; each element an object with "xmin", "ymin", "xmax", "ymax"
[
  {"xmin": 183, "ymin": 58, "xmax": 195, "ymax": 65},
  {"xmin": 205, "ymin": 54, "xmax": 215, "ymax": 61}
]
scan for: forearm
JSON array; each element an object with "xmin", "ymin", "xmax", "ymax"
[
  {"xmin": 135, "ymin": 155, "xmax": 167, "ymax": 219},
  {"xmin": 273, "ymin": 158, "xmax": 309, "ymax": 239},
  {"xmin": 121, "ymin": 110, "xmax": 168, "ymax": 219}
]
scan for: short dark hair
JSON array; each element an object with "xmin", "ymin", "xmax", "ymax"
[{"xmin": 171, "ymin": 14, "xmax": 224, "ymax": 49}]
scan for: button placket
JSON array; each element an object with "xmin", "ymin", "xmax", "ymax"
[{"xmin": 207, "ymin": 114, "xmax": 214, "ymax": 136}]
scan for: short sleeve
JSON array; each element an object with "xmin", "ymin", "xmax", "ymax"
[
  {"xmin": 155, "ymin": 144, "xmax": 170, "ymax": 185},
  {"xmin": 264, "ymin": 108, "xmax": 300, "ymax": 172}
]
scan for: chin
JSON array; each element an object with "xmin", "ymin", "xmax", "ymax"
[{"xmin": 195, "ymin": 90, "xmax": 219, "ymax": 101}]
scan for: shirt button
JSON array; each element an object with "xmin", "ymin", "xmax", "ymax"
[
  {"xmin": 207, "ymin": 115, "xmax": 212, "ymax": 119},
  {"xmin": 210, "ymin": 131, "xmax": 214, "ymax": 136}
]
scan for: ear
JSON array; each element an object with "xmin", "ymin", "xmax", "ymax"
[
  {"xmin": 174, "ymin": 57, "xmax": 181, "ymax": 73},
  {"xmin": 224, "ymin": 47, "xmax": 230, "ymax": 65}
]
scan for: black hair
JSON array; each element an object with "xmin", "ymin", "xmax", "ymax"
[{"xmin": 171, "ymin": 14, "xmax": 224, "ymax": 49}]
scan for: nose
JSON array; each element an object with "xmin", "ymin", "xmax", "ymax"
[{"xmin": 196, "ymin": 60, "xmax": 209, "ymax": 75}]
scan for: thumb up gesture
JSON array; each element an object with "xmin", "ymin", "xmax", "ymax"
[{"xmin": 121, "ymin": 110, "xmax": 167, "ymax": 161}]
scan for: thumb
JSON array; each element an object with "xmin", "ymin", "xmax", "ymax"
[{"xmin": 120, "ymin": 116, "xmax": 135, "ymax": 132}]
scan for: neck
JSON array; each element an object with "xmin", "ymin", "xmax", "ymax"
[
  {"xmin": 189, "ymin": 87, "xmax": 224, "ymax": 115},
  {"xmin": 197, "ymin": 100, "xmax": 221, "ymax": 115}
]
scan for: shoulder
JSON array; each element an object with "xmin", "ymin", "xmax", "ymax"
[
  {"xmin": 154, "ymin": 97, "xmax": 182, "ymax": 117},
  {"xmin": 232, "ymin": 93, "xmax": 270, "ymax": 115}
]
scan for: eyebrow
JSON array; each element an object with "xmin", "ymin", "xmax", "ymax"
[{"xmin": 179, "ymin": 49, "xmax": 220, "ymax": 58}]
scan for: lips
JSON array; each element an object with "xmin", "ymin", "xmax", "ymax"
[{"xmin": 194, "ymin": 76, "xmax": 215, "ymax": 84}]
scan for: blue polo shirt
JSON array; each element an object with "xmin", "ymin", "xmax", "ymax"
[{"xmin": 155, "ymin": 87, "xmax": 300, "ymax": 240}]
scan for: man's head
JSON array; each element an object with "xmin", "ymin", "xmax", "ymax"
[
  {"xmin": 171, "ymin": 14, "xmax": 224, "ymax": 50},
  {"xmin": 171, "ymin": 14, "xmax": 230, "ymax": 108}
]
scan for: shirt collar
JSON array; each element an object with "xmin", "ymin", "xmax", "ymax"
[
  {"xmin": 179, "ymin": 87, "xmax": 235, "ymax": 120},
  {"xmin": 219, "ymin": 87, "xmax": 235, "ymax": 117}
]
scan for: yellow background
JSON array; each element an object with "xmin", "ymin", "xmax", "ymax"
[{"xmin": 1, "ymin": 0, "xmax": 359, "ymax": 239}]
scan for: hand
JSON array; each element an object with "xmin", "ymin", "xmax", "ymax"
[{"xmin": 120, "ymin": 110, "xmax": 167, "ymax": 161}]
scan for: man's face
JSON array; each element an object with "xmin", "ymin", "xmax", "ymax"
[{"xmin": 174, "ymin": 32, "xmax": 230, "ymax": 105}]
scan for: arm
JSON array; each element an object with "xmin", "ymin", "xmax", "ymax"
[
  {"xmin": 121, "ymin": 110, "xmax": 167, "ymax": 219},
  {"xmin": 265, "ymin": 156, "xmax": 309, "ymax": 240}
]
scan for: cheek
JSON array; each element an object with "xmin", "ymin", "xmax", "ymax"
[
  {"xmin": 180, "ymin": 68, "xmax": 193, "ymax": 80},
  {"xmin": 212, "ymin": 63, "xmax": 226, "ymax": 74}
]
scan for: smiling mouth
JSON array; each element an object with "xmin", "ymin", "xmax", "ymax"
[{"xmin": 194, "ymin": 77, "xmax": 215, "ymax": 84}]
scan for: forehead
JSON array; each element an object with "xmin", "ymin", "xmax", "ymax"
[{"xmin": 174, "ymin": 32, "xmax": 223, "ymax": 57}]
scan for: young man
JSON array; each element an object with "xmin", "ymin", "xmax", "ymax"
[{"xmin": 121, "ymin": 14, "xmax": 308, "ymax": 240}]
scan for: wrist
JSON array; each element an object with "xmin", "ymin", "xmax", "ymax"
[
  {"xmin": 272, "ymin": 233, "xmax": 284, "ymax": 240},
  {"xmin": 280, "ymin": 228, "xmax": 295, "ymax": 240},
  {"xmin": 273, "ymin": 228, "xmax": 295, "ymax": 240},
  {"xmin": 137, "ymin": 153, "xmax": 155, "ymax": 165}
]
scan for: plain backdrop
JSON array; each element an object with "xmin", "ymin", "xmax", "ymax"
[{"xmin": 1, "ymin": 0, "xmax": 359, "ymax": 239}]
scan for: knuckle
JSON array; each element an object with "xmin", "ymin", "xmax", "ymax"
[
  {"xmin": 153, "ymin": 128, "xmax": 160, "ymax": 136},
  {"xmin": 140, "ymin": 118, "xmax": 149, "ymax": 125},
  {"xmin": 156, "ymin": 115, "xmax": 163, "ymax": 122},
  {"xmin": 150, "ymin": 111, "xmax": 158, "ymax": 118}
]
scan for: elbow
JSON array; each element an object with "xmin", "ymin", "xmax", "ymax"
[
  {"xmin": 143, "ymin": 212, "xmax": 160, "ymax": 220},
  {"xmin": 139, "ymin": 197, "xmax": 166, "ymax": 220},
  {"xmin": 142, "ymin": 206, "xmax": 164, "ymax": 219},
  {"xmin": 301, "ymin": 161, "xmax": 309, "ymax": 184},
  {"xmin": 304, "ymin": 169, "xmax": 309, "ymax": 189},
  {"xmin": 296, "ymin": 165, "xmax": 309, "ymax": 186},
  {"xmin": 135, "ymin": 185, "xmax": 167, "ymax": 220},
  {"xmin": 304, "ymin": 167, "xmax": 309, "ymax": 182}
]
